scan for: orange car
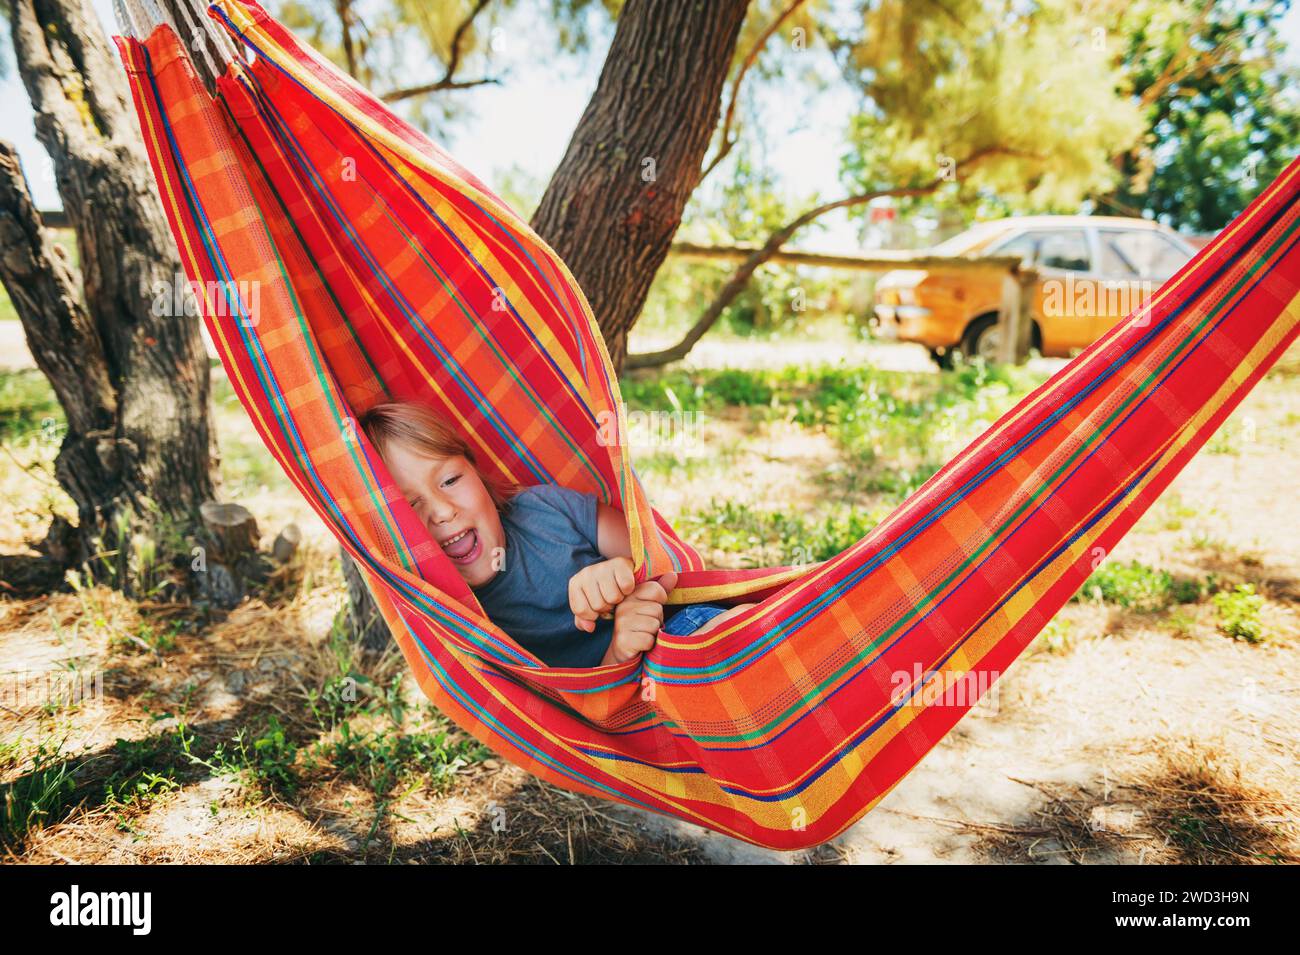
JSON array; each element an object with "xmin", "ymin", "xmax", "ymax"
[{"xmin": 872, "ymin": 215, "xmax": 1197, "ymax": 366}]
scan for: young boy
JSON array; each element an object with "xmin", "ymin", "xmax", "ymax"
[{"xmin": 359, "ymin": 401, "xmax": 753, "ymax": 668}]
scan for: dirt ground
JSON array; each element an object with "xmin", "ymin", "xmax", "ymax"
[{"xmin": 2, "ymin": 338, "xmax": 1297, "ymax": 864}]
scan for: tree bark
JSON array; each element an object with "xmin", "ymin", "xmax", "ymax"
[
  {"xmin": 337, "ymin": 550, "xmax": 392, "ymax": 653},
  {"xmin": 1, "ymin": 0, "xmax": 219, "ymax": 594},
  {"xmin": 530, "ymin": 0, "xmax": 751, "ymax": 373}
]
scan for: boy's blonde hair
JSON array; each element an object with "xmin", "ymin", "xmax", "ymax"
[{"xmin": 358, "ymin": 401, "xmax": 518, "ymax": 509}]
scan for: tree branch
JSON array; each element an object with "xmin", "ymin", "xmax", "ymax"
[
  {"xmin": 336, "ymin": 0, "xmax": 357, "ymax": 77},
  {"xmin": 378, "ymin": 0, "xmax": 499, "ymax": 103},
  {"xmin": 700, "ymin": 0, "xmax": 808, "ymax": 181},
  {"xmin": 626, "ymin": 145, "xmax": 1038, "ymax": 369}
]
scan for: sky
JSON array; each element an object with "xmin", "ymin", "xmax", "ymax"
[{"xmin": 2, "ymin": 0, "xmax": 1299, "ymax": 249}]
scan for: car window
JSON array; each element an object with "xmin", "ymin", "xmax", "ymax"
[
  {"xmin": 1097, "ymin": 233, "xmax": 1139, "ymax": 277},
  {"xmin": 987, "ymin": 231, "xmax": 1039, "ymax": 263},
  {"xmin": 1098, "ymin": 229, "xmax": 1189, "ymax": 281},
  {"xmin": 1035, "ymin": 230, "xmax": 1091, "ymax": 272}
]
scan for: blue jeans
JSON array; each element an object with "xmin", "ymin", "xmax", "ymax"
[{"xmin": 662, "ymin": 603, "xmax": 729, "ymax": 636}]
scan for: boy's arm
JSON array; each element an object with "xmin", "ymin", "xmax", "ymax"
[
  {"xmin": 594, "ymin": 502, "xmax": 633, "ymax": 559},
  {"xmin": 570, "ymin": 502, "xmax": 635, "ymax": 633},
  {"xmin": 570, "ymin": 556, "xmax": 635, "ymax": 632}
]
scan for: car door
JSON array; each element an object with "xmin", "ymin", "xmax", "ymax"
[
  {"xmin": 980, "ymin": 229, "xmax": 1055, "ymax": 352},
  {"xmin": 1094, "ymin": 229, "xmax": 1191, "ymax": 339},
  {"xmin": 1090, "ymin": 228, "xmax": 1147, "ymax": 341},
  {"xmin": 1032, "ymin": 229, "xmax": 1095, "ymax": 352}
]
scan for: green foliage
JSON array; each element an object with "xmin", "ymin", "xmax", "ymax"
[
  {"xmin": 304, "ymin": 616, "xmax": 404, "ymax": 728},
  {"xmin": 125, "ymin": 620, "xmax": 183, "ymax": 654},
  {"xmin": 681, "ymin": 497, "xmax": 881, "ymax": 566},
  {"xmin": 833, "ymin": 0, "xmax": 1145, "ymax": 219},
  {"xmin": 1107, "ymin": 0, "xmax": 1300, "ymax": 231},
  {"xmin": 208, "ymin": 715, "xmax": 302, "ymax": 798},
  {"xmin": 1034, "ymin": 616, "xmax": 1077, "ymax": 654},
  {"xmin": 647, "ymin": 144, "xmax": 857, "ymax": 339},
  {"xmin": 1, "ymin": 728, "xmax": 198, "ymax": 847},
  {"xmin": 101, "ymin": 734, "xmax": 187, "ymax": 832},
  {"xmin": 0, "ymin": 738, "xmax": 78, "ymax": 848},
  {"xmin": 624, "ymin": 359, "xmax": 1043, "ymax": 523},
  {"xmin": 316, "ymin": 719, "xmax": 480, "ymax": 797},
  {"xmin": 211, "ymin": 373, "xmax": 288, "ymax": 496},
  {"xmin": 645, "ymin": 357, "xmax": 1047, "ymax": 566},
  {"xmin": 270, "ymin": 0, "xmax": 619, "ymax": 134},
  {"xmin": 1165, "ymin": 608, "xmax": 1197, "ymax": 637},
  {"xmin": 1080, "ymin": 559, "xmax": 1175, "ymax": 611},
  {"xmin": 0, "ymin": 369, "xmax": 63, "ymax": 443},
  {"xmin": 1078, "ymin": 559, "xmax": 1217, "ymax": 612},
  {"xmin": 1213, "ymin": 583, "xmax": 1265, "ymax": 642},
  {"xmin": 294, "ymin": 616, "xmax": 490, "ymax": 840}
]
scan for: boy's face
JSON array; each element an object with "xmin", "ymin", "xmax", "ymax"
[{"xmin": 383, "ymin": 442, "xmax": 506, "ymax": 588}]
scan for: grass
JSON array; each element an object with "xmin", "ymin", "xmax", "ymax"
[
  {"xmin": 1156, "ymin": 493, "xmax": 1201, "ymax": 532},
  {"xmin": 0, "ymin": 369, "xmax": 64, "ymax": 444},
  {"xmin": 1, "ymin": 660, "xmax": 488, "ymax": 853},
  {"xmin": 678, "ymin": 497, "xmax": 888, "ymax": 568},
  {"xmin": 0, "ymin": 737, "xmax": 80, "ymax": 848},
  {"xmin": 1032, "ymin": 617, "xmax": 1077, "ymax": 655},
  {"xmin": 624, "ymin": 358, "xmax": 1044, "ymax": 510},
  {"xmin": 1074, "ymin": 558, "xmax": 1270, "ymax": 644},
  {"xmin": 1076, "ymin": 559, "xmax": 1218, "ymax": 614},
  {"xmin": 978, "ymin": 741, "xmax": 1300, "ymax": 864},
  {"xmin": 319, "ymin": 719, "xmax": 479, "ymax": 794},
  {"xmin": 210, "ymin": 370, "xmax": 292, "ymax": 498},
  {"xmin": 1213, "ymin": 584, "xmax": 1266, "ymax": 643}
]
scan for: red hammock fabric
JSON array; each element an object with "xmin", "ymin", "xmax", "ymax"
[{"xmin": 114, "ymin": 0, "xmax": 1300, "ymax": 849}]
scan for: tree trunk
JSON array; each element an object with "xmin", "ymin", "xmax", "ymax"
[
  {"xmin": 1, "ymin": 0, "xmax": 219, "ymax": 595},
  {"xmin": 530, "ymin": 0, "xmax": 751, "ymax": 373},
  {"xmin": 337, "ymin": 550, "xmax": 393, "ymax": 652}
]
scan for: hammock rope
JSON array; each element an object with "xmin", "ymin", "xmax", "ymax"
[{"xmin": 111, "ymin": 0, "xmax": 1300, "ymax": 849}]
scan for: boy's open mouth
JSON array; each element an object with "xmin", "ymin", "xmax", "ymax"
[{"xmin": 441, "ymin": 527, "xmax": 480, "ymax": 564}]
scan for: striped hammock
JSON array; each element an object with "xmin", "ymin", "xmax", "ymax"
[{"xmin": 113, "ymin": 0, "xmax": 1300, "ymax": 850}]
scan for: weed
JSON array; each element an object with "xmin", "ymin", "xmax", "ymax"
[
  {"xmin": 1213, "ymin": 584, "xmax": 1265, "ymax": 643},
  {"xmin": 0, "ymin": 736, "xmax": 79, "ymax": 848},
  {"xmin": 1077, "ymin": 560, "xmax": 1216, "ymax": 613}
]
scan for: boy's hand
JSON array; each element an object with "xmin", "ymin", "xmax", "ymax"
[
  {"xmin": 599, "ymin": 571, "xmax": 679, "ymax": 667},
  {"xmin": 570, "ymin": 556, "xmax": 637, "ymax": 633}
]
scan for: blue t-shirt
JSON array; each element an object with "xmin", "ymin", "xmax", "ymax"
[{"xmin": 472, "ymin": 483, "xmax": 614, "ymax": 668}]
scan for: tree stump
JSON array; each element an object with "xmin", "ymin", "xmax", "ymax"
[
  {"xmin": 194, "ymin": 501, "xmax": 270, "ymax": 609},
  {"xmin": 271, "ymin": 523, "xmax": 301, "ymax": 563}
]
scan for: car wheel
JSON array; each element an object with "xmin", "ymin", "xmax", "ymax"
[
  {"xmin": 929, "ymin": 346, "xmax": 956, "ymax": 370},
  {"xmin": 960, "ymin": 315, "xmax": 1002, "ymax": 363}
]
